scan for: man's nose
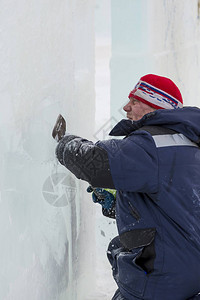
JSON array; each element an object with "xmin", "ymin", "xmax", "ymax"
[{"xmin": 123, "ymin": 102, "xmax": 131, "ymax": 112}]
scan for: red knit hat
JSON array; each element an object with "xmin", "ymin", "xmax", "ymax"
[{"xmin": 128, "ymin": 74, "xmax": 183, "ymax": 109}]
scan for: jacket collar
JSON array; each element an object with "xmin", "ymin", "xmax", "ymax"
[
  {"xmin": 109, "ymin": 112, "xmax": 156, "ymax": 136},
  {"xmin": 109, "ymin": 107, "xmax": 200, "ymax": 145}
]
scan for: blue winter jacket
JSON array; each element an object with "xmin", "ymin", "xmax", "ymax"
[{"xmin": 56, "ymin": 107, "xmax": 200, "ymax": 300}]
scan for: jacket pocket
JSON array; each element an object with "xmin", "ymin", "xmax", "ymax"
[
  {"xmin": 117, "ymin": 247, "xmax": 148, "ymax": 297},
  {"xmin": 128, "ymin": 201, "xmax": 141, "ymax": 221},
  {"xmin": 107, "ymin": 236, "xmax": 148, "ymax": 298},
  {"xmin": 119, "ymin": 228, "xmax": 156, "ymax": 274}
]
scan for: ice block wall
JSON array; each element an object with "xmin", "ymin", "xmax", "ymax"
[
  {"xmin": 94, "ymin": 1, "xmax": 118, "ymax": 299},
  {"xmin": 111, "ymin": 0, "xmax": 200, "ymax": 120},
  {"xmin": 0, "ymin": 1, "xmax": 96, "ymax": 300}
]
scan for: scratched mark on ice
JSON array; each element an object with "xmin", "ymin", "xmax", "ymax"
[{"xmin": 101, "ymin": 230, "xmax": 105, "ymax": 237}]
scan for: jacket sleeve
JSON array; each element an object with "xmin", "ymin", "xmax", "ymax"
[
  {"xmin": 56, "ymin": 131, "xmax": 158, "ymax": 193},
  {"xmin": 97, "ymin": 131, "xmax": 159, "ymax": 193},
  {"xmin": 55, "ymin": 134, "xmax": 115, "ymax": 188}
]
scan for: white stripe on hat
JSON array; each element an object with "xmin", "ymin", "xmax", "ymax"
[{"xmin": 134, "ymin": 80, "xmax": 183, "ymax": 109}]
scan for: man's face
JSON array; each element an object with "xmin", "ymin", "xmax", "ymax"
[{"xmin": 123, "ymin": 97, "xmax": 155, "ymax": 121}]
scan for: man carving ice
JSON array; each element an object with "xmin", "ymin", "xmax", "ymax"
[{"xmin": 53, "ymin": 74, "xmax": 200, "ymax": 299}]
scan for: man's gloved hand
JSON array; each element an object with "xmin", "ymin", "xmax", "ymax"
[{"xmin": 87, "ymin": 186, "xmax": 116, "ymax": 219}]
